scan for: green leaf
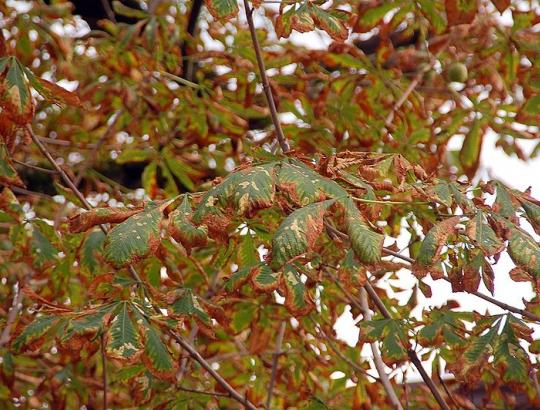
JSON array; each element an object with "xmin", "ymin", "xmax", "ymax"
[
  {"xmin": 270, "ymin": 199, "xmax": 334, "ymax": 269},
  {"xmin": 342, "ymin": 198, "xmax": 383, "ymax": 264},
  {"xmin": 204, "ymin": 0, "xmax": 238, "ymax": 21},
  {"xmin": 523, "ymin": 95, "xmax": 540, "ymax": 115},
  {"xmin": 104, "ymin": 201, "xmax": 164, "ymax": 267},
  {"xmin": 282, "ymin": 264, "xmax": 313, "ymax": 316},
  {"xmin": 520, "ymin": 198, "xmax": 540, "ymax": 235},
  {"xmin": 116, "ymin": 149, "xmax": 152, "ymax": 164},
  {"xmin": 494, "ymin": 317, "xmax": 529, "ymax": 382},
  {"xmin": 64, "ymin": 305, "xmax": 114, "ymax": 339},
  {"xmin": 112, "ymin": 364, "xmax": 146, "ymax": 382},
  {"xmin": 277, "ymin": 160, "xmax": 347, "ymax": 207},
  {"xmin": 359, "ymin": 2, "xmax": 396, "ymax": 29},
  {"xmin": 168, "ymin": 196, "xmax": 207, "ymax": 252},
  {"xmin": 140, "ymin": 318, "xmax": 176, "ymax": 380},
  {"xmin": 225, "ymin": 267, "xmax": 251, "ymax": 292},
  {"xmin": 238, "ymin": 234, "xmax": 259, "ymax": 269},
  {"xmin": 0, "ymin": 144, "xmax": 24, "ymax": 187},
  {"xmin": 494, "ymin": 182, "xmax": 516, "ymax": 218},
  {"xmin": 80, "ymin": 230, "xmax": 106, "ymax": 274},
  {"xmin": 31, "ymin": 226, "xmax": 59, "ymax": 267},
  {"xmin": 465, "ymin": 212, "xmax": 503, "ymax": 256},
  {"xmin": 360, "ymin": 319, "xmax": 408, "ymax": 364},
  {"xmin": 2, "ymin": 57, "xmax": 32, "ymax": 116},
  {"xmin": 417, "ymin": 216, "xmax": 461, "ymax": 266},
  {"xmin": 459, "ymin": 119, "xmax": 483, "ymax": 178},
  {"xmin": 112, "ymin": 0, "xmax": 149, "ymax": 18},
  {"xmin": 250, "ymin": 264, "xmax": 281, "ymax": 292},
  {"xmin": 506, "ymin": 224, "xmax": 540, "ymax": 277},
  {"xmin": 106, "ymin": 303, "xmax": 141, "ymax": 360},
  {"xmin": 13, "ymin": 316, "xmax": 58, "ymax": 352},
  {"xmin": 169, "ymin": 289, "xmax": 211, "ymax": 325},
  {"xmin": 464, "ymin": 323, "xmax": 499, "ymax": 363}
]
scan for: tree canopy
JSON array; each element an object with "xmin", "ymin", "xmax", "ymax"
[{"xmin": 1, "ymin": 0, "xmax": 540, "ymax": 408}]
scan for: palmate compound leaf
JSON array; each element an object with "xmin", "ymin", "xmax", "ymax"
[
  {"xmin": 282, "ymin": 264, "xmax": 313, "ymax": 316},
  {"xmin": 106, "ymin": 302, "xmax": 142, "ymax": 361},
  {"xmin": 465, "ymin": 212, "xmax": 504, "ymax": 256},
  {"xmin": 277, "ymin": 160, "xmax": 347, "ymax": 207},
  {"xmin": 360, "ymin": 318, "xmax": 409, "ymax": 365},
  {"xmin": 205, "ymin": 0, "xmax": 238, "ymax": 22},
  {"xmin": 104, "ymin": 201, "xmax": 169, "ymax": 267},
  {"xmin": 341, "ymin": 197, "xmax": 383, "ymax": 264},
  {"xmin": 270, "ymin": 199, "xmax": 334, "ymax": 270},
  {"xmin": 168, "ymin": 195, "xmax": 207, "ymax": 252},
  {"xmin": 417, "ymin": 216, "xmax": 461, "ymax": 266}
]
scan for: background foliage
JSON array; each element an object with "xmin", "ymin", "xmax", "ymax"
[{"xmin": 1, "ymin": 0, "xmax": 540, "ymax": 408}]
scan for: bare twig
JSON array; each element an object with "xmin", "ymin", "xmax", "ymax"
[
  {"xmin": 359, "ymin": 288, "xmax": 403, "ymax": 410},
  {"xmin": 28, "ymin": 125, "xmax": 258, "ymax": 410},
  {"xmin": 177, "ymin": 385, "xmax": 230, "ymax": 397},
  {"xmin": 13, "ymin": 159, "xmax": 57, "ymax": 174},
  {"xmin": 243, "ymin": 0, "xmax": 290, "ymax": 153},
  {"xmin": 266, "ymin": 321, "xmax": 286, "ymax": 409},
  {"xmin": 101, "ymin": 333, "xmax": 108, "ymax": 410},
  {"xmin": 0, "ymin": 285, "xmax": 24, "ymax": 347},
  {"xmin": 363, "ymin": 282, "xmax": 450, "ymax": 410}
]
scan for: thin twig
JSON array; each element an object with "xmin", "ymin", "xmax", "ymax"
[
  {"xmin": 0, "ymin": 285, "xmax": 24, "ymax": 347},
  {"xmin": 177, "ymin": 385, "xmax": 230, "ymax": 397},
  {"xmin": 359, "ymin": 288, "xmax": 403, "ymax": 410},
  {"xmin": 13, "ymin": 159, "xmax": 57, "ymax": 174},
  {"xmin": 27, "ymin": 125, "xmax": 258, "ymax": 410},
  {"xmin": 363, "ymin": 283, "xmax": 450, "ymax": 410},
  {"xmin": 100, "ymin": 0, "xmax": 116, "ymax": 22},
  {"xmin": 266, "ymin": 321, "xmax": 286, "ymax": 409},
  {"xmin": 243, "ymin": 0, "xmax": 290, "ymax": 153},
  {"xmin": 101, "ymin": 333, "xmax": 108, "ymax": 410}
]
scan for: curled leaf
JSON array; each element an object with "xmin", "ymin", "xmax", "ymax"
[
  {"xmin": 69, "ymin": 207, "xmax": 143, "ymax": 233},
  {"xmin": 417, "ymin": 216, "xmax": 461, "ymax": 266}
]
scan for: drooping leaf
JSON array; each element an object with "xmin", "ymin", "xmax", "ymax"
[
  {"xmin": 140, "ymin": 318, "xmax": 176, "ymax": 380},
  {"xmin": 506, "ymin": 224, "xmax": 540, "ymax": 277},
  {"xmin": 493, "ymin": 317, "xmax": 529, "ymax": 383},
  {"xmin": 342, "ymin": 198, "xmax": 383, "ymax": 264},
  {"xmin": 464, "ymin": 322, "xmax": 499, "ymax": 363},
  {"xmin": 282, "ymin": 264, "xmax": 313, "ymax": 316},
  {"xmin": 205, "ymin": 0, "xmax": 239, "ymax": 21},
  {"xmin": 417, "ymin": 216, "xmax": 461, "ymax": 265},
  {"xmin": 309, "ymin": 5, "xmax": 349, "ymax": 42},
  {"xmin": 270, "ymin": 199, "xmax": 333, "ymax": 269},
  {"xmin": 519, "ymin": 198, "xmax": 540, "ymax": 235},
  {"xmin": 107, "ymin": 303, "xmax": 142, "ymax": 360},
  {"xmin": 465, "ymin": 212, "xmax": 503, "ymax": 256},
  {"xmin": 13, "ymin": 316, "xmax": 59, "ymax": 352},
  {"xmin": 168, "ymin": 196, "xmax": 207, "ymax": 252},
  {"xmin": 104, "ymin": 201, "xmax": 165, "ymax": 267},
  {"xmin": 69, "ymin": 206, "xmax": 143, "ymax": 233},
  {"xmin": 459, "ymin": 119, "xmax": 483, "ymax": 179},
  {"xmin": 0, "ymin": 144, "xmax": 24, "ymax": 187},
  {"xmin": 80, "ymin": 230, "xmax": 106, "ymax": 274},
  {"xmin": 277, "ymin": 161, "xmax": 347, "ymax": 206},
  {"xmin": 494, "ymin": 182, "xmax": 516, "ymax": 219},
  {"xmin": 25, "ymin": 72, "xmax": 81, "ymax": 107},
  {"xmin": 0, "ymin": 57, "xmax": 33, "ymax": 124}
]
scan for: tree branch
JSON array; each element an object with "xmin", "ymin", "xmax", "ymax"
[
  {"xmin": 243, "ymin": 0, "xmax": 290, "ymax": 153},
  {"xmin": 0, "ymin": 285, "xmax": 24, "ymax": 348},
  {"xmin": 363, "ymin": 282, "xmax": 450, "ymax": 410},
  {"xmin": 359, "ymin": 288, "xmax": 403, "ymax": 410},
  {"xmin": 266, "ymin": 321, "xmax": 286, "ymax": 409},
  {"xmin": 27, "ymin": 125, "xmax": 258, "ymax": 410}
]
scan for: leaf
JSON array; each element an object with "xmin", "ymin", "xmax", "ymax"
[
  {"xmin": 275, "ymin": 7, "xmax": 296, "ymax": 38},
  {"xmin": 519, "ymin": 198, "xmax": 540, "ymax": 235},
  {"xmin": 142, "ymin": 162, "xmax": 158, "ymax": 197},
  {"xmin": 31, "ymin": 227, "xmax": 58, "ymax": 267},
  {"xmin": 69, "ymin": 207, "xmax": 143, "ymax": 233},
  {"xmin": 65, "ymin": 306, "xmax": 112, "ymax": 337},
  {"xmin": 342, "ymin": 198, "xmax": 383, "ymax": 264},
  {"xmin": 491, "ymin": 0, "xmax": 510, "ymax": 13},
  {"xmin": 506, "ymin": 224, "xmax": 540, "ymax": 277},
  {"xmin": 0, "ymin": 143, "xmax": 24, "ymax": 187},
  {"xmin": 0, "ymin": 57, "xmax": 33, "ymax": 124},
  {"xmin": 360, "ymin": 319, "xmax": 409, "ymax": 364},
  {"xmin": 168, "ymin": 289, "xmax": 212, "ymax": 326},
  {"xmin": 140, "ymin": 318, "xmax": 176, "ymax": 380},
  {"xmin": 103, "ymin": 201, "xmax": 165, "ymax": 267},
  {"xmin": 107, "ymin": 303, "xmax": 142, "ymax": 360},
  {"xmin": 270, "ymin": 199, "xmax": 333, "ymax": 269},
  {"xmin": 417, "ymin": 0, "xmax": 446, "ymax": 33},
  {"xmin": 26, "ymin": 74, "xmax": 81, "ymax": 107},
  {"xmin": 465, "ymin": 212, "xmax": 503, "ymax": 256},
  {"xmin": 445, "ymin": 0, "xmax": 477, "ymax": 26},
  {"xmin": 80, "ymin": 230, "xmax": 106, "ymax": 274},
  {"xmin": 112, "ymin": 0, "xmax": 149, "ymax": 18},
  {"xmin": 493, "ymin": 319, "xmax": 529, "ymax": 382},
  {"xmin": 494, "ymin": 182, "xmax": 516, "ymax": 219},
  {"xmin": 116, "ymin": 149, "xmax": 152, "ymax": 164},
  {"xmin": 168, "ymin": 196, "xmax": 207, "ymax": 252},
  {"xmin": 225, "ymin": 267, "xmax": 251, "ymax": 292},
  {"xmin": 277, "ymin": 161, "xmax": 347, "ymax": 207},
  {"xmin": 464, "ymin": 323, "xmax": 498, "ymax": 363},
  {"xmin": 13, "ymin": 316, "xmax": 58, "ymax": 352},
  {"xmin": 309, "ymin": 5, "xmax": 349, "ymax": 42},
  {"xmin": 249, "ymin": 264, "xmax": 281, "ymax": 292},
  {"xmin": 238, "ymin": 234, "xmax": 259, "ymax": 268},
  {"xmin": 417, "ymin": 217, "xmax": 461, "ymax": 265},
  {"xmin": 459, "ymin": 119, "xmax": 483, "ymax": 179},
  {"xmin": 290, "ymin": 4, "xmax": 315, "ymax": 34},
  {"xmin": 282, "ymin": 264, "xmax": 313, "ymax": 316},
  {"xmin": 205, "ymin": 0, "xmax": 239, "ymax": 21}
]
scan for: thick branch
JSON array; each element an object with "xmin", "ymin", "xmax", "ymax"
[{"xmin": 243, "ymin": 0, "xmax": 290, "ymax": 153}]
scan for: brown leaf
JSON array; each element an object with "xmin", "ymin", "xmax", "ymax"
[
  {"xmin": 445, "ymin": 0, "xmax": 477, "ymax": 26},
  {"xmin": 69, "ymin": 207, "xmax": 143, "ymax": 233},
  {"xmin": 509, "ymin": 267, "xmax": 532, "ymax": 283},
  {"xmin": 482, "ymin": 262, "xmax": 495, "ymax": 295},
  {"xmin": 491, "ymin": 0, "xmax": 510, "ymax": 13},
  {"xmin": 34, "ymin": 77, "xmax": 81, "ymax": 107},
  {"xmin": 463, "ymin": 267, "xmax": 480, "ymax": 293}
]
